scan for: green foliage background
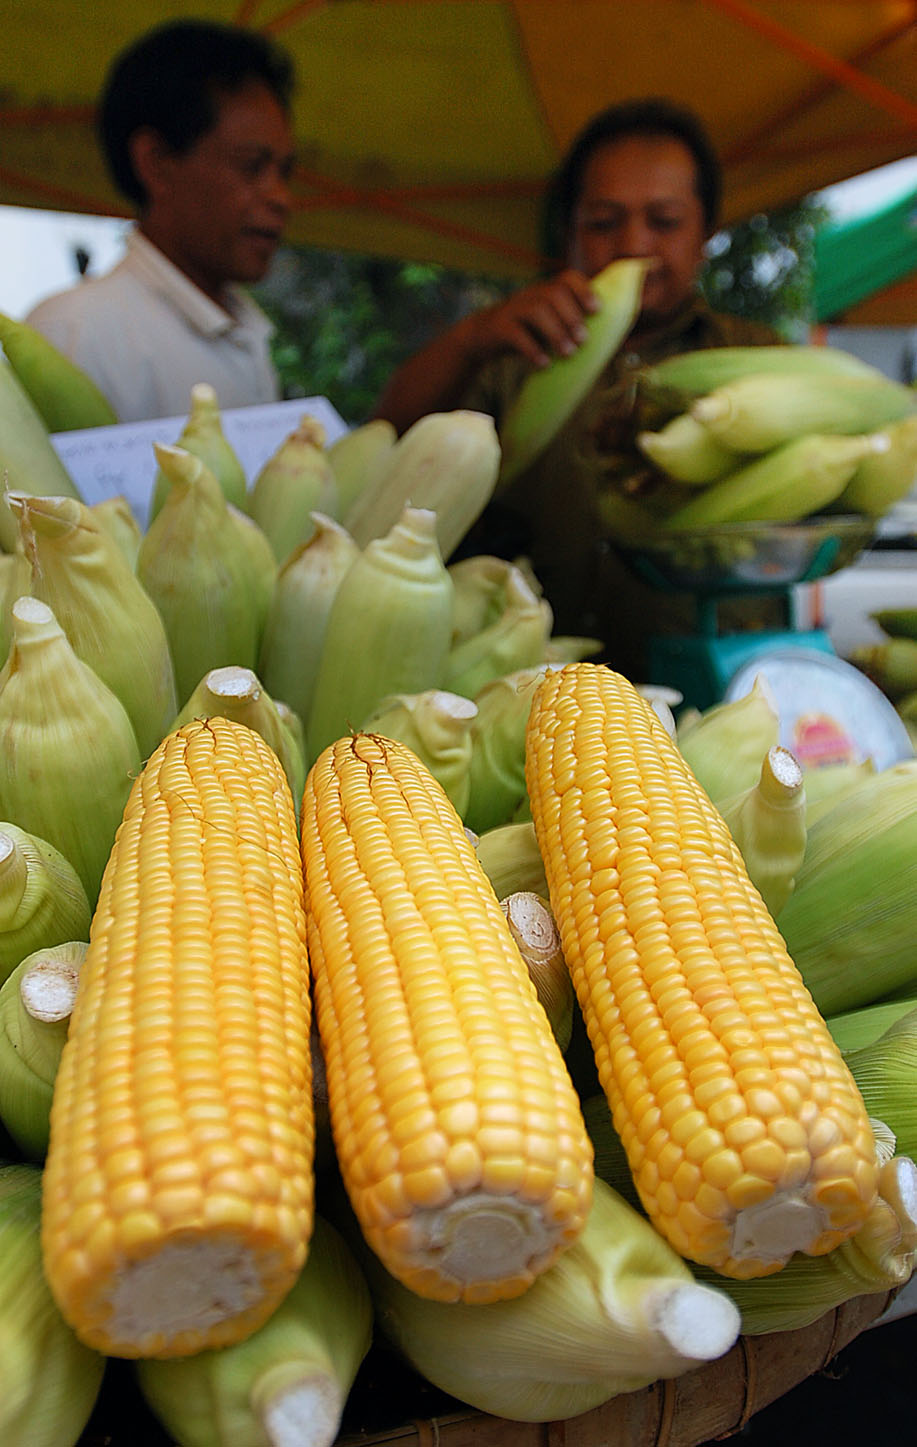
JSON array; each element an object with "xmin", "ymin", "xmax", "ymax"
[{"xmin": 253, "ymin": 198, "xmax": 829, "ymax": 426}]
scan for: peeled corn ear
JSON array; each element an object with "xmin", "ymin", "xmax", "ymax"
[
  {"xmin": 0, "ymin": 364, "xmax": 82, "ymax": 550},
  {"xmin": 300, "ymin": 732, "xmax": 593, "ymax": 1304},
  {"xmin": 249, "ymin": 415, "xmax": 339, "ymax": 564},
  {"xmin": 526, "ymin": 663, "xmax": 880, "ymax": 1279},
  {"xmin": 497, "ymin": 258, "xmax": 649, "ymax": 485},
  {"xmin": 41, "ymin": 717, "xmax": 315, "ymax": 1359}
]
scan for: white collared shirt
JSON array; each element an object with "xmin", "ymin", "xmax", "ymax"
[{"xmin": 26, "ymin": 229, "xmax": 281, "ymax": 423}]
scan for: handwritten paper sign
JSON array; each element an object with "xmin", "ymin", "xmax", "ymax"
[{"xmin": 51, "ymin": 396, "xmax": 348, "ymax": 529}]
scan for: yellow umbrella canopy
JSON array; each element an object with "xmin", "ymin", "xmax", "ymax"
[{"xmin": 2, "ymin": 0, "xmax": 916, "ymax": 278}]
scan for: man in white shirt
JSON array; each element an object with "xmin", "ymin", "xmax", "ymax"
[{"xmin": 27, "ymin": 20, "xmax": 296, "ymax": 423}]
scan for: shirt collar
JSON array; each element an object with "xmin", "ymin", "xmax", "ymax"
[{"xmin": 124, "ymin": 228, "xmax": 273, "ymax": 343}]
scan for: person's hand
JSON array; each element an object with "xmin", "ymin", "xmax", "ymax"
[{"xmin": 463, "ymin": 269, "xmax": 600, "ymax": 370}]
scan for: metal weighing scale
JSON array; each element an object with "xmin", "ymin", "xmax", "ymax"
[{"xmin": 616, "ymin": 516, "xmax": 878, "ymax": 713}]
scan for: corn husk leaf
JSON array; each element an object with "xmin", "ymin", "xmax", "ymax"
[
  {"xmin": 443, "ymin": 565, "xmax": 552, "ymax": 700},
  {"xmin": 361, "ymin": 689, "xmax": 477, "ymax": 817},
  {"xmin": 248, "ymin": 415, "xmax": 338, "ymax": 563},
  {"xmin": 9, "ymin": 491, "xmax": 177, "ymax": 758},
  {"xmin": 0, "ymin": 942, "xmax": 86, "ymax": 1160},
  {"xmin": 0, "ymin": 822, "xmax": 90, "ymax": 986},
  {"xmin": 148, "ymin": 382, "xmax": 248, "ymax": 523},
  {"xmin": 676, "ymin": 675, "xmax": 780, "ymax": 804}
]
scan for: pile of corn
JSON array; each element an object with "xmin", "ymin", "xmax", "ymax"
[
  {"xmin": 599, "ymin": 342, "xmax": 917, "ymax": 539},
  {"xmin": 2, "ymin": 301, "xmax": 917, "ymax": 1447}
]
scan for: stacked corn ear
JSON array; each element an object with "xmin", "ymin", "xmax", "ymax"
[
  {"xmin": 0, "ymin": 1162, "xmax": 107, "ymax": 1447},
  {"xmin": 138, "ymin": 443, "xmax": 267, "ymax": 708},
  {"xmin": 258, "ymin": 513, "xmax": 360, "ymax": 738},
  {"xmin": 248, "ymin": 414, "xmax": 339, "ymax": 564},
  {"xmin": 0, "ymin": 821, "xmax": 91, "ymax": 986},
  {"xmin": 327, "ymin": 416, "xmax": 397, "ymax": 517},
  {"xmin": 0, "ymin": 595, "xmax": 141, "ymax": 904},
  {"xmin": 345, "ymin": 409, "xmax": 501, "ymax": 559},
  {"xmin": 0, "ymin": 941, "xmax": 85, "ymax": 1160},
  {"xmin": 306, "ymin": 505, "xmax": 455, "ymax": 761},
  {"xmin": 9, "ymin": 491, "xmax": 177, "ymax": 758},
  {"xmin": 148, "ymin": 381, "xmax": 248, "ymax": 523},
  {"xmin": 625, "ymin": 345, "xmax": 917, "ymax": 535}
]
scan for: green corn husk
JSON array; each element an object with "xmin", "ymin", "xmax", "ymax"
[
  {"xmin": 718, "ymin": 744, "xmax": 807, "ymax": 917},
  {"xmin": 276, "ymin": 699, "xmax": 308, "ymax": 781},
  {"xmin": 0, "ymin": 1161, "xmax": 106, "ymax": 1447},
  {"xmin": 776, "ymin": 761, "xmax": 917, "ymax": 1013},
  {"xmin": 227, "ymin": 504, "xmax": 279, "ymax": 640},
  {"xmin": 0, "ymin": 310, "xmax": 117, "ymax": 432},
  {"xmin": 0, "ymin": 363, "xmax": 83, "ymax": 551},
  {"xmin": 464, "ymin": 664, "xmax": 560, "ymax": 835},
  {"xmin": 346, "ymin": 409, "xmax": 501, "ymax": 559},
  {"xmin": 0, "ymin": 596, "xmax": 141, "ymax": 903},
  {"xmin": 802, "ymin": 758, "xmax": 876, "ymax": 827},
  {"xmin": 448, "ymin": 553, "xmax": 523, "ymax": 645},
  {"xmin": 473, "ymin": 820, "xmax": 549, "ymax": 901},
  {"xmin": 138, "ymin": 444, "xmax": 264, "ymax": 708},
  {"xmin": 148, "ymin": 381, "xmax": 248, "ymax": 523},
  {"xmin": 690, "ymin": 372, "xmax": 915, "ymax": 455},
  {"xmin": 827, "ymin": 999, "xmax": 917, "ymax": 1055},
  {"xmin": 497, "ymin": 258, "xmax": 651, "ymax": 486},
  {"xmin": 88, "ymin": 494, "xmax": 143, "ymax": 570},
  {"xmin": 135, "ymin": 1213, "xmax": 373, "ymax": 1447},
  {"xmin": 361, "ymin": 689, "xmax": 478, "ymax": 817},
  {"xmin": 0, "ymin": 548, "xmax": 31, "ymax": 662},
  {"xmin": 500, "ymin": 891, "xmax": 573, "ymax": 1051},
  {"xmin": 442, "ymin": 564, "xmax": 552, "ymax": 700},
  {"xmin": 833, "ymin": 413, "xmax": 917, "ymax": 517},
  {"xmin": 0, "ymin": 942, "xmax": 85, "ymax": 1161},
  {"xmin": 306, "ymin": 506, "xmax": 454, "ymax": 759},
  {"xmin": 328, "ymin": 417, "xmax": 397, "ymax": 518},
  {"xmin": 171, "ymin": 666, "xmax": 306, "ymax": 809},
  {"xmin": 661, "ymin": 432, "xmax": 880, "ymax": 530},
  {"xmin": 9, "ymin": 491, "xmax": 177, "ymax": 758},
  {"xmin": 248, "ymin": 415, "xmax": 339, "ymax": 563},
  {"xmin": 0, "ymin": 822, "xmax": 90, "ymax": 987},
  {"xmin": 691, "ymin": 1154, "xmax": 917, "ymax": 1336},
  {"xmin": 637, "ymin": 410, "xmax": 745, "ymax": 485},
  {"xmin": 676, "ymin": 675, "xmax": 780, "ymax": 805},
  {"xmin": 839, "ymin": 1007, "xmax": 917, "ymax": 1158},
  {"xmin": 850, "ymin": 635, "xmax": 917, "ymax": 700},
  {"xmin": 872, "ymin": 606, "xmax": 917, "ymax": 641},
  {"xmin": 351, "ymin": 1174, "xmax": 740, "ymax": 1423},
  {"xmin": 258, "ymin": 513, "xmax": 359, "ymax": 738},
  {"xmin": 637, "ymin": 345, "xmax": 887, "ymax": 413}
]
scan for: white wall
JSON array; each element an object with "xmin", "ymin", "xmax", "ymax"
[{"xmin": 0, "ymin": 205, "xmax": 128, "ymax": 318}]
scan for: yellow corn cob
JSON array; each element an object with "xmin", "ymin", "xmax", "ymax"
[
  {"xmin": 300, "ymin": 732, "xmax": 593, "ymax": 1305},
  {"xmin": 41, "ymin": 717, "xmax": 315, "ymax": 1358},
  {"xmin": 525, "ymin": 662, "xmax": 879, "ymax": 1279}
]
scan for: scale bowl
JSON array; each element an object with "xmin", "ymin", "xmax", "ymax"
[{"xmin": 615, "ymin": 516, "xmax": 877, "ymax": 595}]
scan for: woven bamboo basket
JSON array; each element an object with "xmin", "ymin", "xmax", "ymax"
[{"xmin": 78, "ymin": 1287, "xmax": 896, "ymax": 1447}]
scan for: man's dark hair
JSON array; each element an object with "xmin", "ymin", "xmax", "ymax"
[
  {"xmin": 541, "ymin": 97, "xmax": 722, "ymax": 260},
  {"xmin": 98, "ymin": 20, "xmax": 296, "ymax": 208}
]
